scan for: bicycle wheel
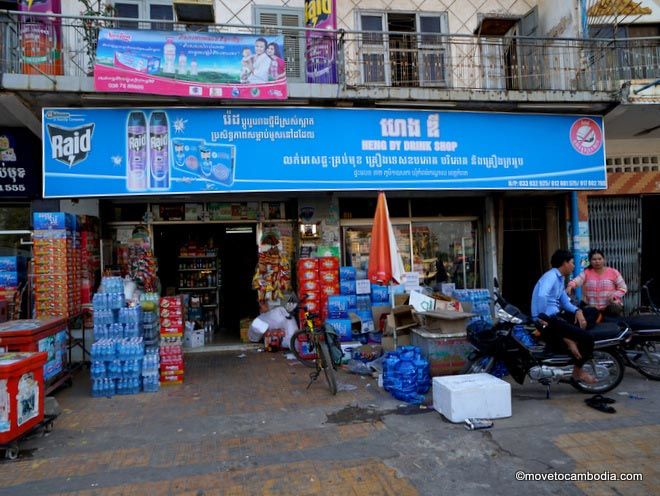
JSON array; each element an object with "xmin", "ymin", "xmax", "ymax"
[
  {"xmin": 290, "ymin": 329, "xmax": 317, "ymax": 368},
  {"xmin": 318, "ymin": 341, "xmax": 337, "ymax": 395}
]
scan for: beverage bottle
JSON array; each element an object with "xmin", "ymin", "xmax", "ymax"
[
  {"xmin": 190, "ymin": 58, "xmax": 198, "ymax": 76},
  {"xmin": 149, "ymin": 111, "xmax": 170, "ymax": 190},
  {"xmin": 163, "ymin": 37, "xmax": 176, "ymax": 73},
  {"xmin": 126, "ymin": 111, "xmax": 148, "ymax": 191},
  {"xmin": 177, "ymin": 52, "xmax": 187, "ymax": 74}
]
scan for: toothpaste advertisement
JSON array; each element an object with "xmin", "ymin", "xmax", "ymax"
[
  {"xmin": 94, "ymin": 29, "xmax": 287, "ymax": 100},
  {"xmin": 42, "ymin": 107, "xmax": 607, "ymax": 198}
]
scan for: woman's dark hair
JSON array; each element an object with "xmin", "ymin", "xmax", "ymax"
[
  {"xmin": 586, "ymin": 249, "xmax": 605, "ymax": 269},
  {"xmin": 267, "ymin": 42, "xmax": 281, "ymax": 58},
  {"xmin": 550, "ymin": 249, "xmax": 574, "ymax": 269}
]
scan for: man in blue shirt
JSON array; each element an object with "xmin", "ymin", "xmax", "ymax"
[{"xmin": 531, "ymin": 249, "xmax": 596, "ymax": 384}]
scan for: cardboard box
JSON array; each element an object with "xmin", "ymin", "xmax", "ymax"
[
  {"xmin": 183, "ymin": 329, "xmax": 205, "ymax": 348},
  {"xmin": 394, "ymin": 293, "xmax": 410, "ymax": 306},
  {"xmin": 381, "ymin": 333, "xmax": 411, "ymax": 352},
  {"xmin": 371, "ymin": 305, "xmax": 391, "ymax": 332},
  {"xmin": 355, "ymin": 279, "xmax": 371, "ymax": 295},
  {"xmin": 415, "ymin": 310, "xmax": 473, "ymax": 334}
]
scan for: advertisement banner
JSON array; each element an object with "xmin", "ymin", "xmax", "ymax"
[
  {"xmin": 0, "ymin": 128, "xmax": 39, "ymax": 197},
  {"xmin": 18, "ymin": 0, "xmax": 63, "ymax": 76},
  {"xmin": 305, "ymin": 0, "xmax": 337, "ymax": 83},
  {"xmin": 94, "ymin": 29, "xmax": 287, "ymax": 100},
  {"xmin": 42, "ymin": 107, "xmax": 607, "ymax": 198}
]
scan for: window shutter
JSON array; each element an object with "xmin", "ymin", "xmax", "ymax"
[{"xmin": 254, "ymin": 7, "xmax": 304, "ymax": 82}]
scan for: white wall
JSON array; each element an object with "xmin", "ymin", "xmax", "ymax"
[
  {"xmin": 536, "ymin": 0, "xmax": 580, "ymax": 38},
  {"xmin": 606, "ymin": 138, "xmax": 660, "ymax": 157}
]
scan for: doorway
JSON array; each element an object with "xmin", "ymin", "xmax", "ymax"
[
  {"xmin": 221, "ymin": 225, "xmax": 259, "ymax": 339},
  {"xmin": 153, "ymin": 223, "xmax": 258, "ymax": 343}
]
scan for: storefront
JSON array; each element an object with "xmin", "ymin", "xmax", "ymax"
[{"xmin": 40, "ymin": 106, "xmax": 607, "ymax": 345}]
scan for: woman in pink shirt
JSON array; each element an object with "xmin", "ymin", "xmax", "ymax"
[{"xmin": 567, "ymin": 249, "xmax": 627, "ymax": 315}]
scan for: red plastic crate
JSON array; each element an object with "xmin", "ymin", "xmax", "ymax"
[{"xmin": 0, "ymin": 352, "xmax": 48, "ymax": 444}]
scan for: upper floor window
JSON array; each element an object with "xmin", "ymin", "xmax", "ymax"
[
  {"xmin": 114, "ymin": 0, "xmax": 174, "ymax": 31},
  {"xmin": 254, "ymin": 6, "xmax": 305, "ymax": 83},
  {"xmin": 357, "ymin": 11, "xmax": 449, "ymax": 87}
]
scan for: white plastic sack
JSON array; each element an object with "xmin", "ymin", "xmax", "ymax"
[
  {"xmin": 251, "ymin": 307, "xmax": 298, "ymax": 349},
  {"xmin": 248, "ymin": 317, "xmax": 269, "ymax": 342}
]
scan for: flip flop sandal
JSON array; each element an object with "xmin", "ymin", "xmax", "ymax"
[
  {"xmin": 590, "ymin": 394, "xmax": 616, "ymax": 404},
  {"xmin": 585, "ymin": 397, "xmax": 617, "ymax": 414}
]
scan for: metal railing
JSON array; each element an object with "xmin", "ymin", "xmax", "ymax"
[{"xmin": 1, "ymin": 10, "xmax": 658, "ymax": 93}]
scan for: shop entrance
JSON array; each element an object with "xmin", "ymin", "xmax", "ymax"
[{"xmin": 153, "ymin": 223, "xmax": 258, "ymax": 343}]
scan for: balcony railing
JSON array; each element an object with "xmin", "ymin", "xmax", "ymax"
[{"xmin": 1, "ymin": 10, "xmax": 658, "ymax": 94}]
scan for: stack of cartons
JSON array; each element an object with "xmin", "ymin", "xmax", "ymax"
[
  {"xmin": 159, "ymin": 296, "xmax": 184, "ymax": 385},
  {"xmin": 32, "ymin": 213, "xmax": 82, "ymax": 319},
  {"xmin": 0, "ymin": 256, "xmax": 26, "ymax": 301},
  {"xmin": 297, "ymin": 258, "xmax": 321, "ymax": 325},
  {"xmin": 317, "ymin": 257, "xmax": 340, "ymax": 322}
]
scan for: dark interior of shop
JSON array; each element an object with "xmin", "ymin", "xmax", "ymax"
[
  {"xmin": 153, "ymin": 224, "xmax": 258, "ymax": 341},
  {"xmin": 642, "ymin": 196, "xmax": 660, "ymax": 306}
]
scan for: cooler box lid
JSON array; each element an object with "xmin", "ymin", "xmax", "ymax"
[
  {"xmin": 0, "ymin": 317, "xmax": 67, "ymax": 337},
  {"xmin": 0, "ymin": 352, "xmax": 48, "ymax": 373}
]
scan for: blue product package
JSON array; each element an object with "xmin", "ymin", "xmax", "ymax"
[
  {"xmin": 371, "ymin": 284, "xmax": 389, "ymax": 303},
  {"xmin": 327, "ymin": 295, "xmax": 350, "ymax": 318},
  {"xmin": 357, "ymin": 311, "xmax": 375, "ymax": 333},
  {"xmin": 0, "ymin": 256, "xmax": 25, "ymax": 273},
  {"xmin": 356, "ymin": 295, "xmax": 371, "ymax": 311},
  {"xmin": 339, "ymin": 266, "xmax": 356, "ymax": 281},
  {"xmin": 33, "ymin": 212, "xmax": 74, "ymax": 231},
  {"xmin": 325, "ymin": 319, "xmax": 353, "ymax": 341},
  {"xmin": 340, "ymin": 279, "xmax": 356, "ymax": 295},
  {"xmin": 347, "ymin": 294, "xmax": 357, "ymax": 308}
]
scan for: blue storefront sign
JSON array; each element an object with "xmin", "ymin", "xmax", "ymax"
[{"xmin": 42, "ymin": 108, "xmax": 606, "ymax": 198}]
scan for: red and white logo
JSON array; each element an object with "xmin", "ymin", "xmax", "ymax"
[{"xmin": 570, "ymin": 118, "xmax": 603, "ymax": 155}]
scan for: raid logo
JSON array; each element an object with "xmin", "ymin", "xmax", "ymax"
[{"xmin": 47, "ymin": 123, "xmax": 95, "ymax": 167}]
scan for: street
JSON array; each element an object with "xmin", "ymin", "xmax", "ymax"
[{"xmin": 0, "ymin": 350, "xmax": 657, "ymax": 495}]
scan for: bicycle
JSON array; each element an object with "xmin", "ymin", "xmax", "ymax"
[{"xmin": 289, "ymin": 309, "xmax": 339, "ymax": 395}]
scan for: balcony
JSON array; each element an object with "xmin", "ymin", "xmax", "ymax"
[{"xmin": 0, "ymin": 10, "xmax": 658, "ymax": 106}]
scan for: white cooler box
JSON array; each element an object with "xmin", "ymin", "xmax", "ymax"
[{"xmin": 432, "ymin": 373, "xmax": 511, "ymax": 423}]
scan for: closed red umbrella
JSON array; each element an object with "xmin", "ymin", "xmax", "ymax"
[{"xmin": 368, "ymin": 191, "xmax": 405, "ymax": 286}]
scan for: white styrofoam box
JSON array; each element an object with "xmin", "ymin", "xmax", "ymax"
[
  {"xmin": 432, "ymin": 373, "xmax": 511, "ymax": 423},
  {"xmin": 183, "ymin": 329, "xmax": 205, "ymax": 348}
]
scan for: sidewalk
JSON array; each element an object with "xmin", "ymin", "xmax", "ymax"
[{"xmin": 0, "ymin": 349, "xmax": 658, "ymax": 495}]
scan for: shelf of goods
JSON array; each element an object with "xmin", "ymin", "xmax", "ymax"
[{"xmin": 176, "ymin": 251, "xmax": 221, "ymax": 331}]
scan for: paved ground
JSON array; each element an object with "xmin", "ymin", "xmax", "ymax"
[{"xmin": 1, "ymin": 349, "xmax": 658, "ymax": 496}]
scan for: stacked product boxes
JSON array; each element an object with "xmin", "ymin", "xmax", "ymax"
[
  {"xmin": 0, "ymin": 256, "xmax": 26, "ymax": 302},
  {"xmin": 32, "ymin": 213, "xmax": 82, "ymax": 319},
  {"xmin": 159, "ymin": 296, "xmax": 184, "ymax": 385},
  {"xmin": 297, "ymin": 257, "xmax": 342, "ymax": 325},
  {"xmin": 317, "ymin": 257, "xmax": 340, "ymax": 322},
  {"xmin": 297, "ymin": 258, "xmax": 321, "ymax": 325}
]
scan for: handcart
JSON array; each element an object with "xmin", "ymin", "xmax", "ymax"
[
  {"xmin": 0, "ymin": 351, "xmax": 50, "ymax": 460},
  {"xmin": 1, "ymin": 413, "xmax": 58, "ymax": 460}
]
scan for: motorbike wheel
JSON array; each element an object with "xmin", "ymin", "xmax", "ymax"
[
  {"xmin": 571, "ymin": 350, "xmax": 625, "ymax": 394},
  {"xmin": 629, "ymin": 342, "xmax": 660, "ymax": 381},
  {"xmin": 460, "ymin": 355, "xmax": 495, "ymax": 374}
]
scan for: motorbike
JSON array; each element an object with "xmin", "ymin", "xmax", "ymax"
[
  {"xmin": 617, "ymin": 279, "xmax": 660, "ymax": 380},
  {"xmin": 461, "ymin": 281, "xmax": 632, "ymax": 397}
]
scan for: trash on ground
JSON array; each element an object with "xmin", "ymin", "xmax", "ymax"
[
  {"xmin": 464, "ymin": 418, "xmax": 494, "ymax": 430},
  {"xmin": 237, "ymin": 353, "xmax": 247, "ymax": 359},
  {"xmin": 336, "ymin": 383, "xmax": 358, "ymax": 392}
]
